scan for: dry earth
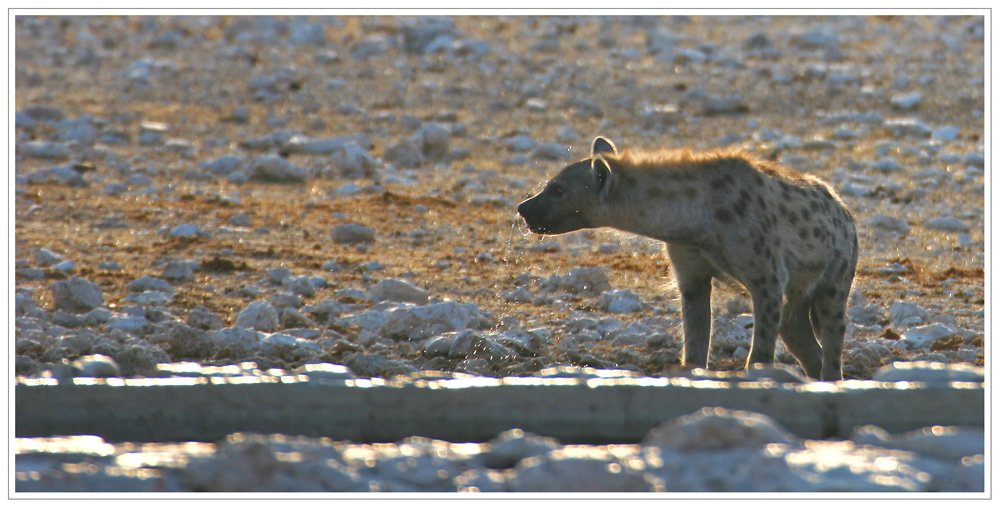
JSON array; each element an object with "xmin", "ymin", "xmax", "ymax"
[{"xmin": 14, "ymin": 15, "xmax": 986, "ymax": 380}]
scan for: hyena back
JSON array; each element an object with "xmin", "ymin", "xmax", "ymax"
[{"xmin": 517, "ymin": 137, "xmax": 858, "ymax": 381}]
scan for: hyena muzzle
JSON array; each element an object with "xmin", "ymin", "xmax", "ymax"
[{"xmin": 518, "ymin": 136, "xmax": 858, "ymax": 381}]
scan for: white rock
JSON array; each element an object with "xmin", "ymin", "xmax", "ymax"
[
  {"xmin": 644, "ymin": 407, "xmax": 795, "ymax": 451},
  {"xmin": 331, "ymin": 143, "xmax": 378, "ymax": 179},
  {"xmin": 538, "ymin": 267, "xmax": 612, "ymax": 296},
  {"xmin": 932, "ymin": 126, "xmax": 960, "ymax": 141},
  {"xmin": 889, "ymin": 301, "xmax": 929, "ymax": 327},
  {"xmin": 127, "ymin": 276, "xmax": 172, "ymax": 292},
  {"xmin": 121, "ymin": 291, "xmax": 173, "ymax": 306},
  {"xmin": 710, "ymin": 317, "xmax": 752, "ymax": 350},
  {"xmin": 871, "ymin": 157, "xmax": 902, "ymax": 173},
  {"xmin": 249, "ymin": 155, "xmax": 308, "ymax": 183},
  {"xmin": 422, "ymin": 334, "xmax": 455, "ymax": 357},
  {"xmin": 383, "ymin": 139, "xmax": 425, "ymax": 168},
  {"xmin": 412, "ymin": 123, "xmax": 451, "ymax": 159},
  {"xmin": 49, "ymin": 276, "xmax": 103, "ymax": 313},
  {"xmin": 890, "ymin": 92, "xmax": 923, "ymax": 110},
  {"xmin": 884, "ymin": 117, "xmax": 933, "ymax": 138},
  {"xmin": 17, "ymin": 140, "xmax": 72, "ymax": 159},
  {"xmin": 168, "ymin": 224, "xmax": 200, "ymax": 238},
  {"xmin": 900, "ymin": 323, "xmax": 958, "ymax": 349},
  {"xmin": 202, "ymin": 155, "xmax": 243, "ymax": 175},
  {"xmin": 234, "ymin": 301, "xmax": 280, "ymax": 333},
  {"xmin": 368, "ymin": 278, "xmax": 429, "ymax": 305},
  {"xmin": 851, "ymin": 425, "xmax": 984, "ymax": 461},
  {"xmin": 161, "ymin": 260, "xmax": 196, "ymax": 282},
  {"xmin": 294, "ymin": 363, "xmax": 356, "ymax": 382},
  {"xmin": 284, "ymin": 134, "xmax": 370, "ymax": 155},
  {"xmin": 924, "ymin": 217, "xmax": 969, "ymax": 232},
  {"xmin": 866, "ymin": 214, "xmax": 910, "ymax": 235},
  {"xmin": 71, "ymin": 354, "xmax": 121, "ymax": 378},
  {"xmin": 35, "ymin": 248, "xmax": 66, "ymax": 267},
  {"xmin": 333, "ymin": 223, "xmax": 375, "ymax": 244},
  {"xmin": 381, "ymin": 301, "xmax": 491, "ymax": 341},
  {"xmin": 258, "ymin": 333, "xmax": 299, "ymax": 359},
  {"xmin": 872, "ymin": 361, "xmax": 984, "ymax": 383},
  {"xmin": 51, "ymin": 260, "xmax": 75, "ymax": 272},
  {"xmin": 597, "ymin": 290, "xmax": 643, "ymax": 314},
  {"xmin": 510, "ymin": 448, "xmax": 648, "ymax": 492},
  {"xmin": 106, "ymin": 315, "xmax": 152, "ymax": 335},
  {"xmin": 211, "ymin": 327, "xmax": 261, "ymax": 359},
  {"xmin": 166, "ymin": 324, "xmax": 218, "ymax": 358}
]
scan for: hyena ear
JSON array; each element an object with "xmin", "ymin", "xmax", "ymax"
[
  {"xmin": 592, "ymin": 155, "xmax": 616, "ymax": 201},
  {"xmin": 591, "ymin": 136, "xmax": 618, "ymax": 157}
]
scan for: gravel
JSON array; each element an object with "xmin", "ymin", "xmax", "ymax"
[{"xmin": 12, "ymin": 15, "xmax": 985, "ymax": 491}]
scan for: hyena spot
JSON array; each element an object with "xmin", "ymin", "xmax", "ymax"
[{"xmin": 715, "ymin": 208, "xmax": 734, "ymax": 223}]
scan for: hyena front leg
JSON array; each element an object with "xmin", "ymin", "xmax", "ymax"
[
  {"xmin": 746, "ymin": 283, "xmax": 784, "ymax": 368},
  {"xmin": 666, "ymin": 244, "xmax": 718, "ymax": 368}
]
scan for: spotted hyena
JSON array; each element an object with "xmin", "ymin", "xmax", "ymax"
[{"xmin": 517, "ymin": 137, "xmax": 858, "ymax": 381}]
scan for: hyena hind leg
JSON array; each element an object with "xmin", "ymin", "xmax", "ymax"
[
  {"xmin": 778, "ymin": 297, "xmax": 823, "ymax": 379},
  {"xmin": 810, "ymin": 285, "xmax": 851, "ymax": 381}
]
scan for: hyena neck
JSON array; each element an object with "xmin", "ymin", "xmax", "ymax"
[{"xmin": 599, "ymin": 174, "xmax": 712, "ymax": 246}]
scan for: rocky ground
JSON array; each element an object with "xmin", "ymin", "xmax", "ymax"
[
  {"xmin": 14, "ymin": 406, "xmax": 986, "ymax": 492},
  {"xmin": 12, "ymin": 14, "xmax": 986, "ymax": 492}
]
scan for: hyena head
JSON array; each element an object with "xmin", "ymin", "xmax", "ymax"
[{"xmin": 517, "ymin": 136, "xmax": 619, "ymax": 235}]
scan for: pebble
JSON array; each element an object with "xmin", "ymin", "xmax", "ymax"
[
  {"xmin": 248, "ymin": 155, "xmax": 308, "ymax": 183},
  {"xmin": 412, "ymin": 123, "xmax": 451, "ymax": 160},
  {"xmin": 49, "ymin": 276, "xmax": 103, "ymax": 313},
  {"xmin": 17, "ymin": 140, "xmax": 72, "ymax": 159},
  {"xmin": 35, "ymin": 248, "xmax": 66, "ymax": 267},
  {"xmin": 269, "ymin": 291, "xmax": 303, "ymax": 309},
  {"xmin": 331, "ymin": 143, "xmax": 378, "ymax": 179},
  {"xmin": 234, "ymin": 301, "xmax": 280, "ymax": 333},
  {"xmin": 121, "ymin": 290, "xmax": 173, "ymax": 306},
  {"xmin": 333, "ymin": 223, "xmax": 376, "ymax": 244},
  {"xmin": 368, "ymin": 278, "xmax": 430, "ymax": 305},
  {"xmin": 872, "ymin": 361, "xmax": 984, "ymax": 383},
  {"xmin": 187, "ymin": 306, "xmax": 225, "ymax": 331},
  {"xmin": 537, "ymin": 267, "xmax": 612, "ymax": 296},
  {"xmin": 163, "ymin": 324, "xmax": 218, "ymax": 359},
  {"xmin": 345, "ymin": 353, "xmax": 417, "ymax": 378},
  {"xmin": 900, "ymin": 323, "xmax": 958, "ymax": 350},
  {"xmin": 21, "ymin": 105, "xmax": 66, "ymax": 123},
  {"xmin": 924, "ymin": 216, "xmax": 969, "ymax": 232},
  {"xmin": 531, "ymin": 142, "xmax": 570, "ymax": 161},
  {"xmin": 890, "ymin": 92, "xmax": 923, "ymax": 110},
  {"xmin": 127, "ymin": 276, "xmax": 172, "ymax": 292},
  {"xmin": 640, "ymin": 103, "xmax": 683, "ymax": 129},
  {"xmin": 884, "ymin": 117, "xmax": 933, "ymax": 138},
  {"xmin": 380, "ymin": 301, "xmax": 492, "ymax": 341},
  {"xmin": 284, "ymin": 276, "xmax": 317, "ymax": 297},
  {"xmin": 114, "ymin": 344, "xmax": 170, "ymax": 377},
  {"xmin": 700, "ymin": 94, "xmax": 748, "ymax": 115},
  {"xmin": 889, "ymin": 301, "xmax": 929, "ymax": 327},
  {"xmin": 643, "ymin": 407, "xmax": 795, "ymax": 450},
  {"xmin": 596, "ymin": 290, "xmax": 644, "ymax": 314},
  {"xmin": 161, "ymin": 260, "xmax": 197, "ymax": 282},
  {"xmin": 932, "ymin": 126, "xmax": 960, "ymax": 141},
  {"xmin": 105, "ymin": 315, "xmax": 153, "ymax": 336},
  {"xmin": 211, "ymin": 327, "xmax": 261, "ymax": 359},
  {"xmin": 383, "ymin": 139, "xmax": 425, "ymax": 168},
  {"xmin": 870, "ymin": 157, "xmax": 902, "ymax": 173},
  {"xmin": 168, "ymin": 224, "xmax": 201, "ymax": 238},
  {"xmin": 866, "ymin": 214, "xmax": 910, "ymax": 235}
]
